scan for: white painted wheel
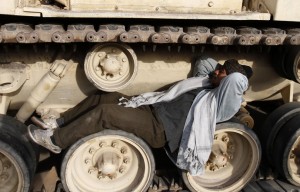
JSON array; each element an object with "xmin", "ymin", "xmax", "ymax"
[
  {"xmin": 182, "ymin": 122, "xmax": 261, "ymax": 192},
  {"xmin": 61, "ymin": 130, "xmax": 155, "ymax": 192},
  {"xmin": 272, "ymin": 113, "xmax": 300, "ymax": 186},
  {"xmin": 287, "ymin": 136, "xmax": 300, "ymax": 186},
  {"xmin": 0, "ymin": 144, "xmax": 27, "ymax": 192},
  {"xmin": 84, "ymin": 43, "xmax": 138, "ymax": 92},
  {"xmin": 0, "ymin": 114, "xmax": 37, "ymax": 192}
]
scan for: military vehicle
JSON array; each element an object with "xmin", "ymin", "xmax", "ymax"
[{"xmin": 0, "ymin": 0, "xmax": 299, "ymax": 191}]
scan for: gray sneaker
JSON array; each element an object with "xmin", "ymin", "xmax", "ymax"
[{"xmin": 28, "ymin": 124, "xmax": 62, "ymax": 154}]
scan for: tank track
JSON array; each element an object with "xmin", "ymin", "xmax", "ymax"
[
  {"xmin": 55, "ymin": 174, "xmax": 185, "ymax": 192},
  {"xmin": 0, "ymin": 23, "xmax": 299, "ymax": 46}
]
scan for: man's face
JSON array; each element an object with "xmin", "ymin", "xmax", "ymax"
[{"xmin": 210, "ymin": 64, "xmax": 227, "ymax": 87}]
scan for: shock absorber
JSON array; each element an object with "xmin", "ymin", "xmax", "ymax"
[{"xmin": 16, "ymin": 60, "xmax": 70, "ymax": 123}]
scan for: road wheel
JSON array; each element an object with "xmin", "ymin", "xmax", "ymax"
[
  {"xmin": 272, "ymin": 113, "xmax": 300, "ymax": 186},
  {"xmin": 182, "ymin": 122, "xmax": 261, "ymax": 192},
  {"xmin": 84, "ymin": 43, "xmax": 138, "ymax": 92},
  {"xmin": 259, "ymin": 102, "xmax": 300, "ymax": 164},
  {"xmin": 0, "ymin": 114, "xmax": 37, "ymax": 192},
  {"xmin": 61, "ymin": 130, "xmax": 155, "ymax": 192},
  {"xmin": 272, "ymin": 46, "xmax": 300, "ymax": 83},
  {"xmin": 284, "ymin": 47, "xmax": 300, "ymax": 83},
  {"xmin": 271, "ymin": 46, "xmax": 289, "ymax": 80}
]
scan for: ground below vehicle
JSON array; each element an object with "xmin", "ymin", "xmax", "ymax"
[{"xmin": 0, "ymin": 0, "xmax": 300, "ymax": 191}]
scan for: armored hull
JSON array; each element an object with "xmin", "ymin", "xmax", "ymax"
[{"xmin": 0, "ymin": 0, "xmax": 299, "ymax": 191}]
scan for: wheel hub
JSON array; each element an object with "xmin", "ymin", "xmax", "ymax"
[
  {"xmin": 291, "ymin": 146, "xmax": 300, "ymax": 164},
  {"xmin": 97, "ymin": 152, "xmax": 120, "ymax": 176},
  {"xmin": 0, "ymin": 153, "xmax": 13, "ymax": 183},
  {"xmin": 84, "ymin": 43, "xmax": 138, "ymax": 92},
  {"xmin": 209, "ymin": 153, "xmax": 228, "ymax": 169},
  {"xmin": 206, "ymin": 134, "xmax": 235, "ymax": 171},
  {"xmin": 286, "ymin": 131, "xmax": 300, "ymax": 186},
  {"xmin": 83, "ymin": 140, "xmax": 133, "ymax": 181},
  {"xmin": 99, "ymin": 54, "xmax": 123, "ymax": 78}
]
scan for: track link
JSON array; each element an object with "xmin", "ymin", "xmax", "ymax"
[{"xmin": 0, "ymin": 23, "xmax": 299, "ymax": 45}]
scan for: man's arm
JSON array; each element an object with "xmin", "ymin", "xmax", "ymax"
[
  {"xmin": 193, "ymin": 56, "xmax": 218, "ymax": 77},
  {"xmin": 214, "ymin": 72, "xmax": 248, "ymax": 122}
]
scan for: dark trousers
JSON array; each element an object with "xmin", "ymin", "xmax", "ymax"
[{"xmin": 53, "ymin": 92, "xmax": 166, "ymax": 149}]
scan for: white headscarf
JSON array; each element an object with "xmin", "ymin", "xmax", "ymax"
[
  {"xmin": 119, "ymin": 72, "xmax": 248, "ymax": 176},
  {"xmin": 176, "ymin": 72, "xmax": 248, "ymax": 175}
]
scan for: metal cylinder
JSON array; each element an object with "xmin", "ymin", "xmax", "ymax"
[{"xmin": 16, "ymin": 61, "xmax": 70, "ymax": 123}]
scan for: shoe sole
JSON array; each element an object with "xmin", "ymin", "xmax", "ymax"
[{"xmin": 27, "ymin": 124, "xmax": 61, "ymax": 154}]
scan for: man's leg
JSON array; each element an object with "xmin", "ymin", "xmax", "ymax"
[
  {"xmin": 51, "ymin": 103, "xmax": 165, "ymax": 150},
  {"xmin": 62, "ymin": 92, "xmax": 128, "ymax": 124},
  {"xmin": 32, "ymin": 92, "xmax": 129, "ymax": 129}
]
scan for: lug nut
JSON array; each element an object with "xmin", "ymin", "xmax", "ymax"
[
  {"xmin": 97, "ymin": 173, "xmax": 105, "ymax": 179},
  {"xmin": 85, "ymin": 159, "xmax": 91, "ymax": 164},
  {"xmin": 108, "ymin": 174, "xmax": 117, "ymax": 179},
  {"xmin": 89, "ymin": 148, "xmax": 95, "ymax": 154},
  {"xmin": 222, "ymin": 136, "xmax": 229, "ymax": 142},
  {"xmin": 290, "ymin": 153, "xmax": 295, "ymax": 159},
  {"xmin": 119, "ymin": 167, "xmax": 125, "ymax": 173},
  {"xmin": 210, "ymin": 165, "xmax": 216, "ymax": 171},
  {"xmin": 111, "ymin": 142, "xmax": 118, "ymax": 148},
  {"xmin": 123, "ymin": 158, "xmax": 129, "ymax": 164},
  {"xmin": 120, "ymin": 147, "xmax": 127, "ymax": 154},
  {"xmin": 99, "ymin": 142, "xmax": 106, "ymax": 147}
]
